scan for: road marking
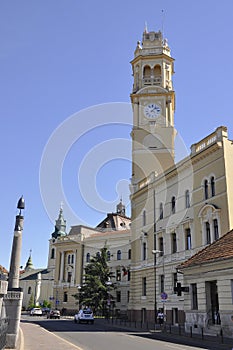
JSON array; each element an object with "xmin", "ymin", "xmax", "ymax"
[{"xmin": 38, "ymin": 327, "xmax": 84, "ymax": 350}]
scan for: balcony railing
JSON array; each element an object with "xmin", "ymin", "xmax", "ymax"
[{"xmin": 143, "ymin": 76, "xmax": 162, "ymax": 85}]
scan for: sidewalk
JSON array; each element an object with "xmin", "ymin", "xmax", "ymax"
[{"xmin": 16, "ymin": 322, "xmax": 83, "ymax": 350}]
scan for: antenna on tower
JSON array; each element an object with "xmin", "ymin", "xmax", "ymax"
[{"xmin": 161, "ymin": 9, "xmax": 165, "ymax": 38}]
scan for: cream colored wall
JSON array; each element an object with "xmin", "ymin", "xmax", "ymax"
[{"xmin": 223, "ymin": 137, "xmax": 233, "ymax": 230}]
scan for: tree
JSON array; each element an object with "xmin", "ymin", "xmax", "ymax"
[{"xmin": 73, "ymin": 247, "xmax": 114, "ymax": 315}]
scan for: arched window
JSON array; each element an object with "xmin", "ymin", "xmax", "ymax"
[
  {"xmin": 68, "ymin": 255, "xmax": 71, "ymax": 264},
  {"xmin": 117, "ymin": 250, "xmax": 121, "ymax": 260},
  {"xmin": 71, "ymin": 254, "xmax": 74, "ymax": 264},
  {"xmin": 107, "ymin": 251, "xmax": 111, "ymax": 261},
  {"xmin": 206, "ymin": 222, "xmax": 211, "ymax": 244},
  {"xmin": 143, "ymin": 210, "xmax": 146, "ymax": 226},
  {"xmin": 28, "ymin": 286, "xmax": 32, "ymax": 294},
  {"xmin": 63, "ymin": 291, "xmax": 68, "ymax": 302},
  {"xmin": 143, "ymin": 65, "xmax": 151, "ymax": 77},
  {"xmin": 96, "ymin": 251, "xmax": 100, "ymax": 258},
  {"xmin": 153, "ymin": 64, "xmax": 161, "ymax": 76},
  {"xmin": 211, "ymin": 176, "xmax": 215, "ymax": 197},
  {"xmin": 86, "ymin": 253, "xmax": 90, "ymax": 262},
  {"xmin": 128, "ymin": 249, "xmax": 131, "ymax": 260},
  {"xmin": 204, "ymin": 179, "xmax": 208, "ymax": 200},
  {"xmin": 213, "ymin": 219, "xmax": 219, "ymax": 240},
  {"xmin": 185, "ymin": 190, "xmax": 190, "ymax": 208},
  {"xmin": 171, "ymin": 196, "xmax": 176, "ymax": 214},
  {"xmin": 159, "ymin": 203, "xmax": 164, "ymax": 219},
  {"xmin": 51, "ymin": 248, "xmax": 55, "ymax": 259}
]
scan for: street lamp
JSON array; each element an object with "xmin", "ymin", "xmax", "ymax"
[
  {"xmin": 106, "ymin": 279, "xmax": 112, "ymax": 319},
  {"xmin": 152, "ymin": 249, "xmax": 163, "ymax": 326}
]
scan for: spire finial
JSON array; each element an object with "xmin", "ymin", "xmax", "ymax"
[{"xmin": 144, "ymin": 21, "xmax": 148, "ymax": 33}]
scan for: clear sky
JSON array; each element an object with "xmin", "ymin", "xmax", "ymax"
[{"xmin": 1, "ymin": 0, "xmax": 233, "ymax": 269}]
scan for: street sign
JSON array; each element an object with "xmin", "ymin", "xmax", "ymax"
[{"xmin": 161, "ymin": 292, "xmax": 168, "ymax": 300}]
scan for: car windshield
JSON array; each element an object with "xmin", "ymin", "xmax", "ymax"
[{"xmin": 83, "ymin": 310, "xmax": 92, "ymax": 314}]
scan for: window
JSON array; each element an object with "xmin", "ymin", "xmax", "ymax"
[
  {"xmin": 191, "ymin": 283, "xmax": 198, "ymax": 310},
  {"xmin": 117, "ymin": 250, "xmax": 121, "ymax": 260},
  {"xmin": 128, "ymin": 249, "xmax": 131, "ymax": 260},
  {"xmin": 142, "ymin": 277, "xmax": 147, "ymax": 296},
  {"xmin": 51, "ymin": 248, "xmax": 55, "ymax": 259},
  {"xmin": 185, "ymin": 228, "xmax": 191, "ymax": 250},
  {"xmin": 143, "ymin": 210, "xmax": 146, "ymax": 226},
  {"xmin": 213, "ymin": 219, "xmax": 219, "ymax": 240},
  {"xmin": 86, "ymin": 253, "xmax": 90, "ymax": 262},
  {"xmin": 63, "ymin": 291, "xmax": 68, "ymax": 302},
  {"xmin": 127, "ymin": 270, "xmax": 131, "ymax": 281},
  {"xmin": 159, "ymin": 203, "xmax": 164, "ymax": 219},
  {"xmin": 211, "ymin": 176, "xmax": 215, "ymax": 197},
  {"xmin": 116, "ymin": 269, "xmax": 121, "ymax": 281},
  {"xmin": 68, "ymin": 255, "xmax": 71, "ymax": 264},
  {"xmin": 185, "ymin": 190, "xmax": 190, "ymax": 208},
  {"xmin": 173, "ymin": 273, "xmax": 178, "ymax": 293},
  {"xmin": 204, "ymin": 179, "xmax": 208, "ymax": 200},
  {"xmin": 142, "ymin": 242, "xmax": 147, "ymax": 260},
  {"xmin": 127, "ymin": 290, "xmax": 130, "ymax": 303},
  {"xmin": 67, "ymin": 272, "xmax": 72, "ymax": 283},
  {"xmin": 96, "ymin": 251, "xmax": 100, "ymax": 258},
  {"xmin": 160, "ymin": 275, "xmax": 164, "ymax": 293},
  {"xmin": 107, "ymin": 251, "xmax": 111, "ymax": 261},
  {"xmin": 159, "ymin": 237, "xmax": 164, "ymax": 255},
  {"xmin": 171, "ymin": 196, "xmax": 176, "ymax": 214},
  {"xmin": 28, "ymin": 286, "xmax": 32, "ymax": 294},
  {"xmin": 116, "ymin": 291, "xmax": 121, "ymax": 302},
  {"xmin": 171, "ymin": 233, "xmax": 177, "ymax": 253},
  {"xmin": 206, "ymin": 222, "xmax": 211, "ymax": 244},
  {"xmin": 71, "ymin": 254, "xmax": 74, "ymax": 264}
]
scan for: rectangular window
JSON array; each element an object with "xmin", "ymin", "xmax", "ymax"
[
  {"xmin": 127, "ymin": 290, "xmax": 130, "ymax": 303},
  {"xmin": 159, "ymin": 237, "xmax": 164, "ymax": 256},
  {"xmin": 172, "ymin": 233, "xmax": 177, "ymax": 253},
  {"xmin": 142, "ymin": 277, "xmax": 147, "ymax": 296},
  {"xmin": 67, "ymin": 272, "xmax": 72, "ymax": 283},
  {"xmin": 143, "ymin": 242, "xmax": 147, "ymax": 260},
  {"xmin": 206, "ymin": 222, "xmax": 211, "ymax": 244},
  {"xmin": 116, "ymin": 269, "xmax": 121, "ymax": 281},
  {"xmin": 127, "ymin": 270, "xmax": 131, "ymax": 281},
  {"xmin": 173, "ymin": 273, "xmax": 178, "ymax": 293},
  {"xmin": 160, "ymin": 275, "xmax": 164, "ymax": 293},
  {"xmin": 63, "ymin": 291, "xmax": 68, "ymax": 302},
  {"xmin": 116, "ymin": 291, "xmax": 121, "ymax": 302},
  {"xmin": 191, "ymin": 283, "xmax": 198, "ymax": 310},
  {"xmin": 185, "ymin": 228, "xmax": 191, "ymax": 250},
  {"xmin": 213, "ymin": 219, "xmax": 219, "ymax": 240}
]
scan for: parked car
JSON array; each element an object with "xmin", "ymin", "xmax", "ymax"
[
  {"xmin": 74, "ymin": 308, "xmax": 94, "ymax": 324},
  {"xmin": 30, "ymin": 308, "xmax": 42, "ymax": 316},
  {"xmin": 47, "ymin": 309, "xmax": 60, "ymax": 319}
]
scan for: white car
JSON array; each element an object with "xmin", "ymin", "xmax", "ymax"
[
  {"xmin": 74, "ymin": 309, "xmax": 94, "ymax": 324},
  {"xmin": 30, "ymin": 307, "xmax": 42, "ymax": 316}
]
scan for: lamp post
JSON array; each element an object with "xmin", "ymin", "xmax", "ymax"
[
  {"xmin": 152, "ymin": 249, "xmax": 163, "ymax": 326},
  {"xmin": 106, "ymin": 279, "xmax": 112, "ymax": 320}
]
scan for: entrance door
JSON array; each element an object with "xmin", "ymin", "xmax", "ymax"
[{"xmin": 206, "ymin": 281, "xmax": 220, "ymax": 325}]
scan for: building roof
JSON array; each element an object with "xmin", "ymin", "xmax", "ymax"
[
  {"xmin": 0, "ymin": 265, "xmax": 8, "ymax": 275},
  {"xmin": 178, "ymin": 229, "xmax": 233, "ymax": 269}
]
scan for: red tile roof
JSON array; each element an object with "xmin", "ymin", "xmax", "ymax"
[
  {"xmin": 178, "ymin": 229, "xmax": 233, "ymax": 269},
  {"xmin": 0, "ymin": 265, "xmax": 8, "ymax": 274}
]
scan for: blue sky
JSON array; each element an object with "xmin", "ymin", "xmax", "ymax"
[{"xmin": 1, "ymin": 0, "xmax": 233, "ymax": 269}]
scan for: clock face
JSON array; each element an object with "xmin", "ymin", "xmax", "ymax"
[{"xmin": 144, "ymin": 103, "xmax": 161, "ymax": 118}]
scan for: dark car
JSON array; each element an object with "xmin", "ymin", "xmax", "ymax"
[{"xmin": 47, "ymin": 309, "xmax": 60, "ymax": 319}]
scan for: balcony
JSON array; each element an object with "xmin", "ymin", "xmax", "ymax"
[{"xmin": 143, "ymin": 76, "xmax": 162, "ymax": 86}]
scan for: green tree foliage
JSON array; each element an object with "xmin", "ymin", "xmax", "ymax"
[{"xmin": 73, "ymin": 247, "xmax": 114, "ymax": 314}]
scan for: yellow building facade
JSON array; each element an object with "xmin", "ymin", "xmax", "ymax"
[{"xmin": 128, "ymin": 28, "xmax": 233, "ymax": 325}]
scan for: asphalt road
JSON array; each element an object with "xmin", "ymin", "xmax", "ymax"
[{"xmin": 22, "ymin": 315, "xmax": 213, "ymax": 350}]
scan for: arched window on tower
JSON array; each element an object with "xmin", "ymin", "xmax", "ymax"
[
  {"xmin": 211, "ymin": 176, "xmax": 215, "ymax": 197},
  {"xmin": 28, "ymin": 286, "xmax": 32, "ymax": 294},
  {"xmin": 51, "ymin": 248, "xmax": 55, "ymax": 259},
  {"xmin": 143, "ymin": 65, "xmax": 151, "ymax": 84},
  {"xmin": 153, "ymin": 64, "xmax": 162, "ymax": 84},
  {"xmin": 204, "ymin": 179, "xmax": 208, "ymax": 200},
  {"xmin": 86, "ymin": 253, "xmax": 90, "ymax": 262},
  {"xmin": 143, "ymin": 210, "xmax": 146, "ymax": 226}
]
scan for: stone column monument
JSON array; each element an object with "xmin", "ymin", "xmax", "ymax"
[{"xmin": 4, "ymin": 196, "xmax": 25, "ymax": 349}]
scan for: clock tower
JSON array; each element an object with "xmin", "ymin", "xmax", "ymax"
[{"xmin": 131, "ymin": 29, "xmax": 176, "ymax": 183}]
